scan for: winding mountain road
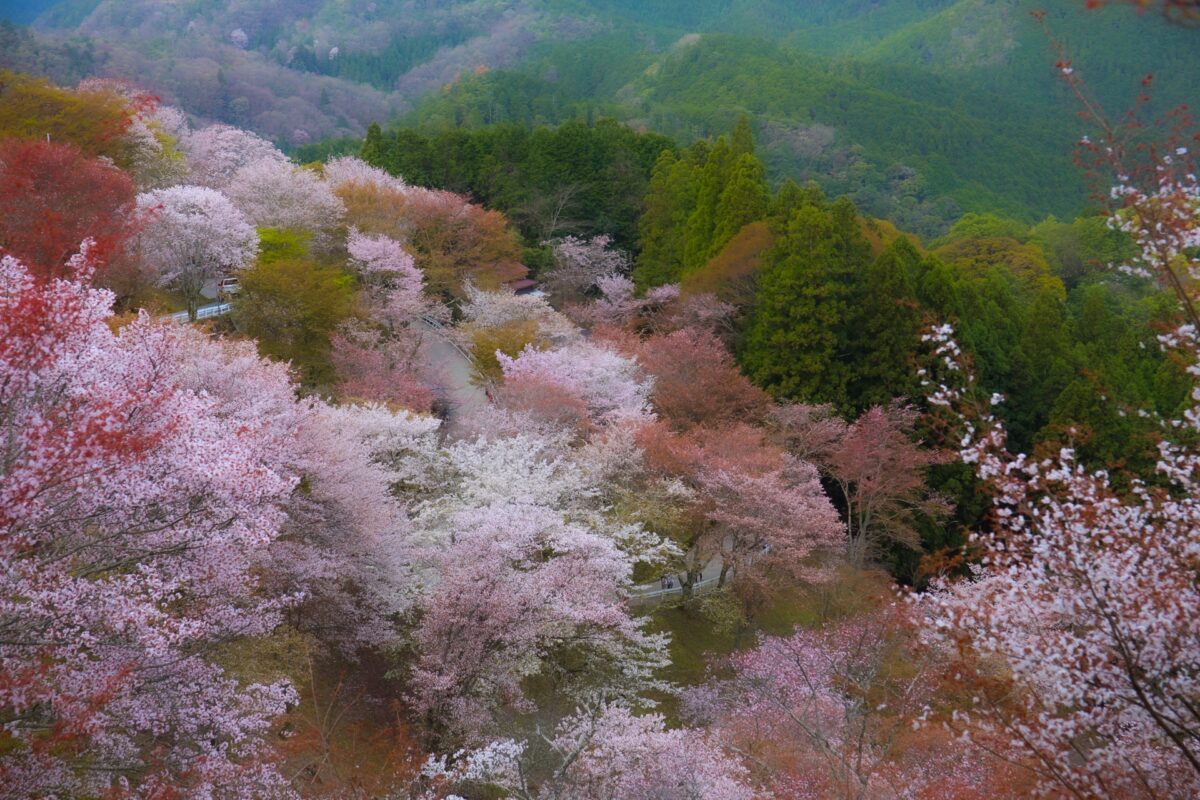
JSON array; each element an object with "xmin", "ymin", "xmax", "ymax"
[{"xmin": 413, "ymin": 317, "xmax": 489, "ymax": 441}]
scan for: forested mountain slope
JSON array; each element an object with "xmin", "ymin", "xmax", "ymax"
[{"xmin": 3, "ymin": 1, "xmax": 1196, "ymax": 232}]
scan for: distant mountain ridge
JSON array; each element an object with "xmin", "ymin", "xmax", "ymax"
[{"xmin": 5, "ymin": 0, "xmax": 1197, "ymax": 233}]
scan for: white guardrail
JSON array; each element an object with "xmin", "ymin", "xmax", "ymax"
[
  {"xmin": 631, "ymin": 574, "xmax": 723, "ymax": 604},
  {"xmin": 168, "ymin": 302, "xmax": 232, "ymax": 323}
]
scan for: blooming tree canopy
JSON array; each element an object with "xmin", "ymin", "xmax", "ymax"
[
  {"xmin": 428, "ymin": 702, "xmax": 753, "ymax": 800},
  {"xmin": 136, "ymin": 184, "xmax": 258, "ymax": 319},
  {"xmin": 921, "ymin": 320, "xmax": 1200, "ymax": 798},
  {"xmin": 409, "ymin": 503, "xmax": 667, "ymax": 745},
  {"xmin": 0, "ymin": 250, "xmax": 299, "ymax": 798},
  {"xmin": 346, "ymin": 228, "xmax": 428, "ymax": 331},
  {"xmin": 497, "ymin": 340, "xmax": 654, "ymax": 427},
  {"xmin": 182, "ymin": 123, "xmax": 289, "ymax": 188},
  {"xmin": 543, "ymin": 234, "xmax": 631, "ymax": 303},
  {"xmin": 224, "ymin": 157, "xmax": 345, "ymax": 234}
]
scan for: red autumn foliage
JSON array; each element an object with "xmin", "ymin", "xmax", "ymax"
[
  {"xmin": 0, "ymin": 139, "xmax": 137, "ymax": 281},
  {"xmin": 637, "ymin": 326, "xmax": 771, "ymax": 431}
]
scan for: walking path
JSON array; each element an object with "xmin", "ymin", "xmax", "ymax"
[
  {"xmin": 413, "ymin": 316, "xmax": 489, "ymax": 441},
  {"xmin": 629, "ymin": 557, "xmax": 727, "ymax": 606}
]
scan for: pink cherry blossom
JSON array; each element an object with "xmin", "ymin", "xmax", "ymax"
[
  {"xmin": 135, "ymin": 184, "xmax": 258, "ymax": 319},
  {"xmin": 0, "ymin": 252, "xmax": 298, "ymax": 798},
  {"xmin": 224, "ymin": 158, "xmax": 345, "ymax": 233},
  {"xmin": 497, "ymin": 339, "xmax": 654, "ymax": 427},
  {"xmin": 182, "ymin": 123, "xmax": 289, "ymax": 189},
  {"xmin": 408, "ymin": 502, "xmax": 667, "ymax": 744}
]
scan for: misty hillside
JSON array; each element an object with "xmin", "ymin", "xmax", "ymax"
[{"xmin": 3, "ymin": 0, "xmax": 1195, "ymax": 235}]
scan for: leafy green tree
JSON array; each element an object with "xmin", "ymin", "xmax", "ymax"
[
  {"xmin": 233, "ymin": 245, "xmax": 354, "ymax": 386},
  {"xmin": 634, "ymin": 141, "xmax": 707, "ymax": 288},
  {"xmin": 739, "ymin": 196, "xmax": 869, "ymax": 410},
  {"xmin": 682, "ymin": 136, "xmax": 732, "ymax": 274},
  {"xmin": 711, "ymin": 152, "xmax": 770, "ymax": 259},
  {"xmin": 848, "ymin": 237, "xmax": 924, "ymax": 410},
  {"xmin": 730, "ymin": 114, "xmax": 755, "ymax": 158},
  {"xmin": 1005, "ymin": 280, "xmax": 1075, "ymax": 449}
]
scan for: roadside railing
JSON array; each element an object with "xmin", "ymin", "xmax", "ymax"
[
  {"xmin": 168, "ymin": 302, "xmax": 232, "ymax": 323},
  {"xmin": 631, "ymin": 574, "xmax": 723, "ymax": 605}
]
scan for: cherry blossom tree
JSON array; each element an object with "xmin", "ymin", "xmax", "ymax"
[
  {"xmin": 0, "ymin": 249, "xmax": 298, "ymax": 798},
  {"xmin": 637, "ymin": 326, "xmax": 770, "ymax": 430},
  {"xmin": 770, "ymin": 402, "xmax": 949, "ymax": 566},
  {"xmin": 686, "ymin": 610, "xmax": 1009, "ymax": 800},
  {"xmin": 697, "ymin": 447, "xmax": 843, "ymax": 598},
  {"xmin": 331, "ymin": 324, "xmax": 436, "ymax": 412},
  {"xmin": 567, "ymin": 273, "xmax": 681, "ymax": 330},
  {"xmin": 182, "ymin": 123, "xmax": 289, "ymax": 188},
  {"xmin": 75, "ymin": 78, "xmax": 190, "ymax": 190},
  {"xmin": 173, "ymin": 323, "xmax": 439, "ymax": 655},
  {"xmin": 274, "ymin": 401, "xmax": 439, "ymax": 655},
  {"xmin": 323, "ymin": 155, "xmax": 409, "ymax": 195},
  {"xmin": 460, "ymin": 283, "xmax": 577, "ymax": 340},
  {"xmin": 330, "ymin": 230, "xmax": 438, "ymax": 410},
  {"xmin": 410, "ymin": 432, "xmax": 593, "ymax": 535},
  {"xmin": 400, "ymin": 187, "xmax": 528, "ymax": 299},
  {"xmin": 826, "ymin": 404, "xmax": 950, "ymax": 567},
  {"xmin": 914, "ymin": 58, "xmax": 1200, "ymax": 799},
  {"xmin": 408, "ymin": 502, "xmax": 668, "ymax": 746},
  {"xmin": 426, "ymin": 702, "xmax": 753, "ymax": 800},
  {"xmin": 135, "ymin": 185, "xmax": 259, "ymax": 319},
  {"xmin": 666, "ymin": 291, "xmax": 738, "ymax": 339},
  {"xmin": 920, "ymin": 320, "xmax": 1200, "ymax": 799},
  {"xmin": 497, "ymin": 340, "xmax": 654, "ymax": 427},
  {"xmin": 346, "ymin": 228, "xmax": 429, "ymax": 331},
  {"xmin": 224, "ymin": 157, "xmax": 345, "ymax": 235},
  {"xmin": 543, "ymin": 234, "xmax": 631, "ymax": 304}
]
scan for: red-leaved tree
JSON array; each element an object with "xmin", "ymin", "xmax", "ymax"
[{"xmin": 0, "ymin": 139, "xmax": 137, "ymax": 281}]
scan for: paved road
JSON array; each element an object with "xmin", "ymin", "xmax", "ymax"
[
  {"xmin": 413, "ymin": 318, "xmax": 489, "ymax": 441},
  {"xmin": 630, "ymin": 556, "xmax": 726, "ymax": 605}
]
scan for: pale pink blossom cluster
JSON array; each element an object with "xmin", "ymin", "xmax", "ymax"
[
  {"xmin": 570, "ymin": 272, "xmax": 682, "ymax": 328},
  {"xmin": 1107, "ymin": 151, "xmax": 1200, "ymax": 287},
  {"xmin": 460, "ymin": 283, "xmax": 577, "ymax": 339},
  {"xmin": 919, "ymin": 318, "xmax": 1200, "ymax": 797},
  {"xmin": 181, "ymin": 123, "xmax": 290, "ymax": 189},
  {"xmin": 224, "ymin": 158, "xmax": 345, "ymax": 233},
  {"xmin": 135, "ymin": 184, "xmax": 258, "ymax": 317},
  {"xmin": 543, "ymin": 234, "xmax": 631, "ymax": 302},
  {"xmin": 346, "ymin": 227, "xmax": 429, "ymax": 330},
  {"xmin": 686, "ymin": 614, "xmax": 997, "ymax": 799},
  {"xmin": 0, "ymin": 253, "xmax": 299, "ymax": 797},
  {"xmin": 323, "ymin": 154, "xmax": 409, "ymax": 195},
  {"xmin": 426, "ymin": 702, "xmax": 752, "ymax": 800},
  {"xmin": 409, "ymin": 503, "xmax": 669, "ymax": 741},
  {"xmin": 497, "ymin": 339, "xmax": 654, "ymax": 426}
]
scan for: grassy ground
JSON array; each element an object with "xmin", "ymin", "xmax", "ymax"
[{"xmin": 641, "ymin": 567, "xmax": 895, "ymax": 721}]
